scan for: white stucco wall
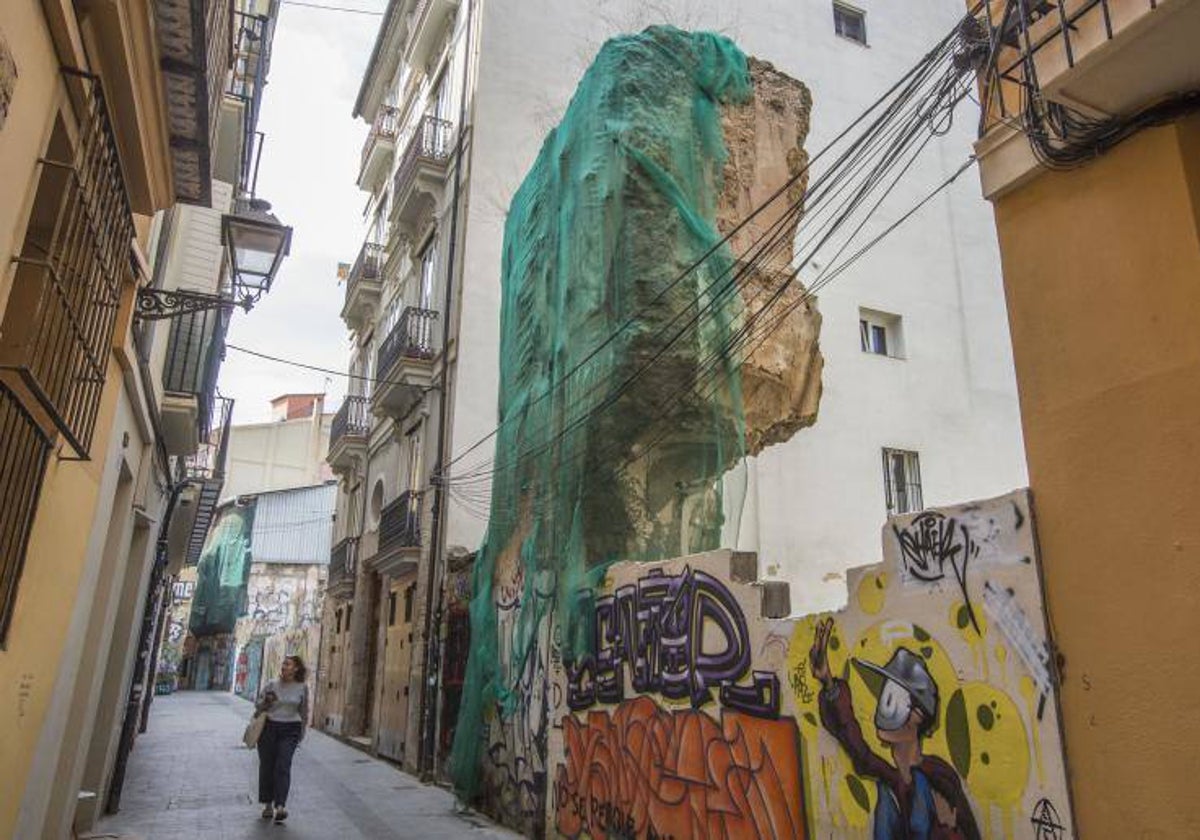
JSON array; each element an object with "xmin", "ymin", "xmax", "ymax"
[
  {"xmin": 221, "ymin": 411, "xmax": 333, "ymax": 501},
  {"xmin": 374, "ymin": 0, "xmax": 1028, "ymax": 613}
]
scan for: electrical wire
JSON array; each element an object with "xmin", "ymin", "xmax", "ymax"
[
  {"xmin": 442, "ymin": 27, "xmax": 974, "ymax": 497},
  {"xmin": 278, "ymin": 0, "xmax": 384, "ymax": 15},
  {"xmin": 225, "ymin": 343, "xmax": 439, "ymax": 394}
]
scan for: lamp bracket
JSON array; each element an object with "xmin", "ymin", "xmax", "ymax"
[{"xmin": 134, "ymin": 287, "xmax": 256, "ymax": 322}]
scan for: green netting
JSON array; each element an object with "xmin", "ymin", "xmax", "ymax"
[
  {"xmin": 189, "ymin": 504, "xmax": 254, "ymax": 636},
  {"xmin": 449, "ymin": 26, "xmax": 751, "ymax": 803}
]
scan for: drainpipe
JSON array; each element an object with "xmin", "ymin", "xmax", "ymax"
[{"xmin": 418, "ymin": 0, "xmax": 475, "ymax": 780}]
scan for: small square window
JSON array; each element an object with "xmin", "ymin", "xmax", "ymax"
[
  {"xmin": 833, "ymin": 3, "xmax": 868, "ymax": 45},
  {"xmin": 859, "ymin": 308, "xmax": 904, "ymax": 358},
  {"xmin": 882, "ymin": 448, "xmax": 923, "ymax": 515}
]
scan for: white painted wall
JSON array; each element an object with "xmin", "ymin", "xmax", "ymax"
[
  {"xmin": 221, "ymin": 411, "xmax": 333, "ymax": 501},
  {"xmin": 368, "ymin": 0, "xmax": 1028, "ymax": 613}
]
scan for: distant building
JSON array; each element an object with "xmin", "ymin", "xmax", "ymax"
[
  {"xmin": 178, "ymin": 483, "xmax": 334, "ymax": 708},
  {"xmin": 221, "ymin": 394, "xmax": 335, "ymax": 501}
]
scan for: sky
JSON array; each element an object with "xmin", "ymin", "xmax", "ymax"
[{"xmin": 219, "ymin": 0, "xmax": 389, "ymax": 424}]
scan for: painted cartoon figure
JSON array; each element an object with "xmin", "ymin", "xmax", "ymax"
[{"xmin": 810, "ymin": 617, "xmax": 980, "ymax": 840}]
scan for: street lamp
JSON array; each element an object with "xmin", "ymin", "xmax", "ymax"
[
  {"xmin": 221, "ymin": 197, "xmax": 292, "ymax": 309},
  {"xmin": 135, "ymin": 197, "xmax": 292, "ymax": 321}
]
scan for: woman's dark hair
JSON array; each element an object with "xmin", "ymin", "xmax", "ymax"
[{"xmin": 284, "ymin": 655, "xmax": 307, "ymax": 682}]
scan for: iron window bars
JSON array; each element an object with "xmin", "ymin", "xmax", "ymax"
[
  {"xmin": 2, "ymin": 68, "xmax": 136, "ymax": 458},
  {"xmin": 0, "ymin": 68, "xmax": 133, "ymax": 642},
  {"xmin": 883, "ymin": 448, "xmax": 924, "ymax": 515}
]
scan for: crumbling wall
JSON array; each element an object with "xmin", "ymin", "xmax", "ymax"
[
  {"xmin": 547, "ymin": 490, "xmax": 1077, "ymax": 839},
  {"xmin": 719, "ymin": 58, "xmax": 823, "ymax": 455}
]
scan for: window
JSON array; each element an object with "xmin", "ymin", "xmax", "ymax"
[
  {"xmin": 833, "ymin": 3, "xmax": 867, "ymax": 45},
  {"xmin": 882, "ymin": 449, "xmax": 923, "ymax": 515},
  {"xmin": 388, "ymin": 591, "xmax": 397, "ymax": 626},
  {"xmin": 417, "ymin": 237, "xmax": 437, "ymax": 311},
  {"xmin": 335, "ymin": 608, "xmax": 343, "ymax": 634},
  {"xmin": 404, "ymin": 585, "xmax": 415, "ymax": 623},
  {"xmin": 859, "ymin": 308, "xmax": 904, "ymax": 358},
  {"xmin": 405, "ymin": 423, "xmax": 424, "ymax": 493}
]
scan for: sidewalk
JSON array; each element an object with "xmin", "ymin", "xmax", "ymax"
[{"xmin": 92, "ymin": 691, "xmax": 518, "ymax": 840}]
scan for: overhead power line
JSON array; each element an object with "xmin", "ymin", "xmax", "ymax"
[
  {"xmin": 279, "ymin": 0, "xmax": 384, "ymax": 15},
  {"xmin": 225, "ymin": 343, "xmax": 438, "ymax": 395}
]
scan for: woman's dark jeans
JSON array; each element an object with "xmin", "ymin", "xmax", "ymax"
[{"xmin": 257, "ymin": 720, "xmax": 302, "ymax": 806}]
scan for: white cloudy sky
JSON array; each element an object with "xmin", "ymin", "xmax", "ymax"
[{"xmin": 219, "ymin": 0, "xmax": 388, "ymax": 423}]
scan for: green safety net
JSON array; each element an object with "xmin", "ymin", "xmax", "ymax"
[
  {"xmin": 449, "ymin": 26, "xmax": 751, "ymax": 802},
  {"xmin": 189, "ymin": 504, "xmax": 254, "ymax": 636}
]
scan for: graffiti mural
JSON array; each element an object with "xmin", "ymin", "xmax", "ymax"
[
  {"xmin": 543, "ymin": 490, "xmax": 1075, "ymax": 839},
  {"xmin": 552, "ymin": 553, "xmax": 807, "ymax": 840},
  {"xmin": 787, "ymin": 490, "xmax": 1075, "ymax": 839}
]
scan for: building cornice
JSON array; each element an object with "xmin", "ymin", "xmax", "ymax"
[{"xmin": 352, "ymin": 0, "xmax": 410, "ymax": 121}]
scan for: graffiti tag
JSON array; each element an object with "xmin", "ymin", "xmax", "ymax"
[
  {"xmin": 894, "ymin": 512, "xmax": 981, "ymax": 633},
  {"xmin": 566, "ymin": 566, "xmax": 779, "ymax": 717}
]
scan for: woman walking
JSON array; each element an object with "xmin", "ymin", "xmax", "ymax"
[{"xmin": 256, "ymin": 655, "xmax": 308, "ymax": 823}]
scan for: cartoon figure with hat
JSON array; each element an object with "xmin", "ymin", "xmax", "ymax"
[{"xmin": 810, "ymin": 617, "xmax": 980, "ymax": 840}]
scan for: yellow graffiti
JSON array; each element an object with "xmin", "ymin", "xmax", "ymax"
[{"xmin": 856, "ymin": 572, "xmax": 888, "ymax": 615}]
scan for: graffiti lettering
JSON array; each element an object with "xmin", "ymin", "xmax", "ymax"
[
  {"xmin": 894, "ymin": 512, "xmax": 981, "ymax": 632},
  {"xmin": 566, "ymin": 567, "xmax": 779, "ymax": 717},
  {"xmin": 554, "ymin": 696, "xmax": 806, "ymax": 840}
]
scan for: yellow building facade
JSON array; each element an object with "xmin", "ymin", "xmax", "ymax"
[
  {"xmin": 973, "ymin": 1, "xmax": 1200, "ymax": 836},
  {"xmin": 0, "ymin": 1, "xmax": 279, "ymax": 836}
]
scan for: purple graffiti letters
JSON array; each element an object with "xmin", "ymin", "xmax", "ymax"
[{"xmin": 567, "ymin": 567, "xmax": 779, "ymax": 718}]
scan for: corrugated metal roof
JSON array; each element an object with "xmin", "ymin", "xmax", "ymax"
[{"xmin": 249, "ymin": 483, "xmax": 336, "ymax": 564}]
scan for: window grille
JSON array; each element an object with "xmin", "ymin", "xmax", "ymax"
[
  {"xmin": 834, "ymin": 3, "xmax": 868, "ymax": 45},
  {"xmin": 2, "ymin": 70, "xmax": 135, "ymax": 457},
  {"xmin": 0, "ymin": 384, "xmax": 52, "ymax": 645},
  {"xmin": 882, "ymin": 448, "xmax": 923, "ymax": 515}
]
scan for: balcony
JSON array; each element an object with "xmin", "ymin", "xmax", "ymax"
[
  {"xmin": 359, "ymin": 105, "xmax": 400, "ymax": 192},
  {"xmin": 373, "ymin": 307, "xmax": 438, "ymax": 418},
  {"xmin": 328, "ymin": 538, "xmax": 358, "ymax": 599},
  {"xmin": 327, "ymin": 396, "xmax": 370, "ymax": 474},
  {"xmin": 183, "ymin": 396, "xmax": 234, "ymax": 566},
  {"xmin": 160, "ymin": 306, "xmax": 230, "ymax": 457},
  {"xmin": 390, "ymin": 115, "xmax": 454, "ymax": 240},
  {"xmin": 974, "ymin": 0, "xmax": 1200, "ymax": 198},
  {"xmin": 152, "ymin": 0, "xmax": 233, "ymax": 205},
  {"xmin": 404, "ymin": 0, "xmax": 460, "ymax": 72},
  {"xmin": 373, "ymin": 490, "xmax": 423, "ymax": 576},
  {"xmin": 340, "ymin": 241, "xmax": 384, "ymax": 333}
]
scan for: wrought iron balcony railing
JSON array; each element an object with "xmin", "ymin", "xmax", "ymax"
[
  {"xmin": 361, "ymin": 105, "xmax": 400, "ymax": 172},
  {"xmin": 162, "ymin": 304, "xmax": 231, "ymax": 442},
  {"xmin": 329, "ymin": 537, "xmax": 357, "ymax": 593},
  {"xmin": 392, "ymin": 115, "xmax": 454, "ymax": 203},
  {"xmin": 379, "ymin": 490, "xmax": 423, "ymax": 555},
  {"xmin": 330, "ymin": 395, "xmax": 370, "ymax": 449},
  {"xmin": 377, "ymin": 307, "xmax": 438, "ymax": 376},
  {"xmin": 346, "ymin": 242, "xmax": 383, "ymax": 299}
]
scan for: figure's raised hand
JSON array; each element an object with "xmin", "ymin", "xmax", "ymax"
[{"xmin": 809, "ymin": 617, "xmax": 835, "ymax": 687}]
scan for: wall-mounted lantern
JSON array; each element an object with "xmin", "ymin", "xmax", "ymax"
[{"xmin": 135, "ymin": 198, "xmax": 292, "ymax": 321}]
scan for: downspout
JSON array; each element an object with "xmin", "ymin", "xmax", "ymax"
[{"xmin": 418, "ymin": 0, "xmax": 475, "ymax": 779}]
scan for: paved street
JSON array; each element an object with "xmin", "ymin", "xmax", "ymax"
[{"xmin": 92, "ymin": 692, "xmax": 518, "ymax": 840}]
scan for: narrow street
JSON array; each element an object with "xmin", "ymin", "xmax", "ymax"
[{"xmin": 92, "ymin": 692, "xmax": 517, "ymax": 840}]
